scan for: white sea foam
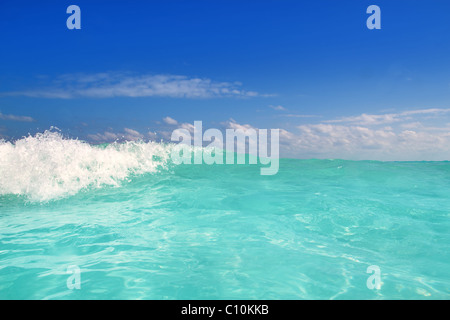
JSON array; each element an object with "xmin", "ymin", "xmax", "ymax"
[{"xmin": 0, "ymin": 130, "xmax": 174, "ymax": 201}]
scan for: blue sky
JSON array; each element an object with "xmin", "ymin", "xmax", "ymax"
[{"xmin": 1, "ymin": 0, "xmax": 450, "ymax": 160}]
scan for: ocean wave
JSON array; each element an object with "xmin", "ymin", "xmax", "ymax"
[{"xmin": 0, "ymin": 130, "xmax": 174, "ymax": 202}]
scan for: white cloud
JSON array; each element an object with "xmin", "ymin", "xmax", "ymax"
[
  {"xmin": 5, "ymin": 73, "xmax": 269, "ymax": 99},
  {"xmin": 222, "ymin": 110, "xmax": 450, "ymax": 161},
  {"xmin": 326, "ymin": 108, "xmax": 450, "ymax": 126},
  {"xmin": 0, "ymin": 112, "xmax": 35, "ymax": 122},
  {"xmin": 163, "ymin": 116, "xmax": 178, "ymax": 125},
  {"xmin": 123, "ymin": 128, "xmax": 143, "ymax": 139},
  {"xmin": 289, "ymin": 122, "xmax": 450, "ymax": 160},
  {"xmin": 400, "ymin": 122, "xmax": 422, "ymax": 129},
  {"xmin": 147, "ymin": 131, "xmax": 158, "ymax": 140},
  {"xmin": 326, "ymin": 113, "xmax": 399, "ymax": 125},
  {"xmin": 157, "ymin": 121, "xmax": 199, "ymax": 142},
  {"xmin": 84, "ymin": 108, "xmax": 450, "ymax": 160},
  {"xmin": 87, "ymin": 128, "xmax": 144, "ymax": 143},
  {"xmin": 282, "ymin": 114, "xmax": 318, "ymax": 118},
  {"xmin": 226, "ymin": 119, "xmax": 257, "ymax": 132},
  {"xmin": 269, "ymin": 105, "xmax": 286, "ymax": 111},
  {"xmin": 180, "ymin": 122, "xmax": 195, "ymax": 134}
]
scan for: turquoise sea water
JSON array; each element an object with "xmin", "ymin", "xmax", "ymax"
[{"xmin": 0, "ymin": 132, "xmax": 449, "ymax": 299}]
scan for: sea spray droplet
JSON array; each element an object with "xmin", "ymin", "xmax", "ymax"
[{"xmin": 0, "ymin": 130, "xmax": 175, "ymax": 202}]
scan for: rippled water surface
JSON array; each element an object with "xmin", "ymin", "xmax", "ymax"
[{"xmin": 0, "ymin": 134, "xmax": 449, "ymax": 299}]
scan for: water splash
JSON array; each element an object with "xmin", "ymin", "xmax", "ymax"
[{"xmin": 0, "ymin": 130, "xmax": 174, "ymax": 202}]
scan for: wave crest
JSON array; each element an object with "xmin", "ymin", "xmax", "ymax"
[{"xmin": 0, "ymin": 130, "xmax": 174, "ymax": 202}]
